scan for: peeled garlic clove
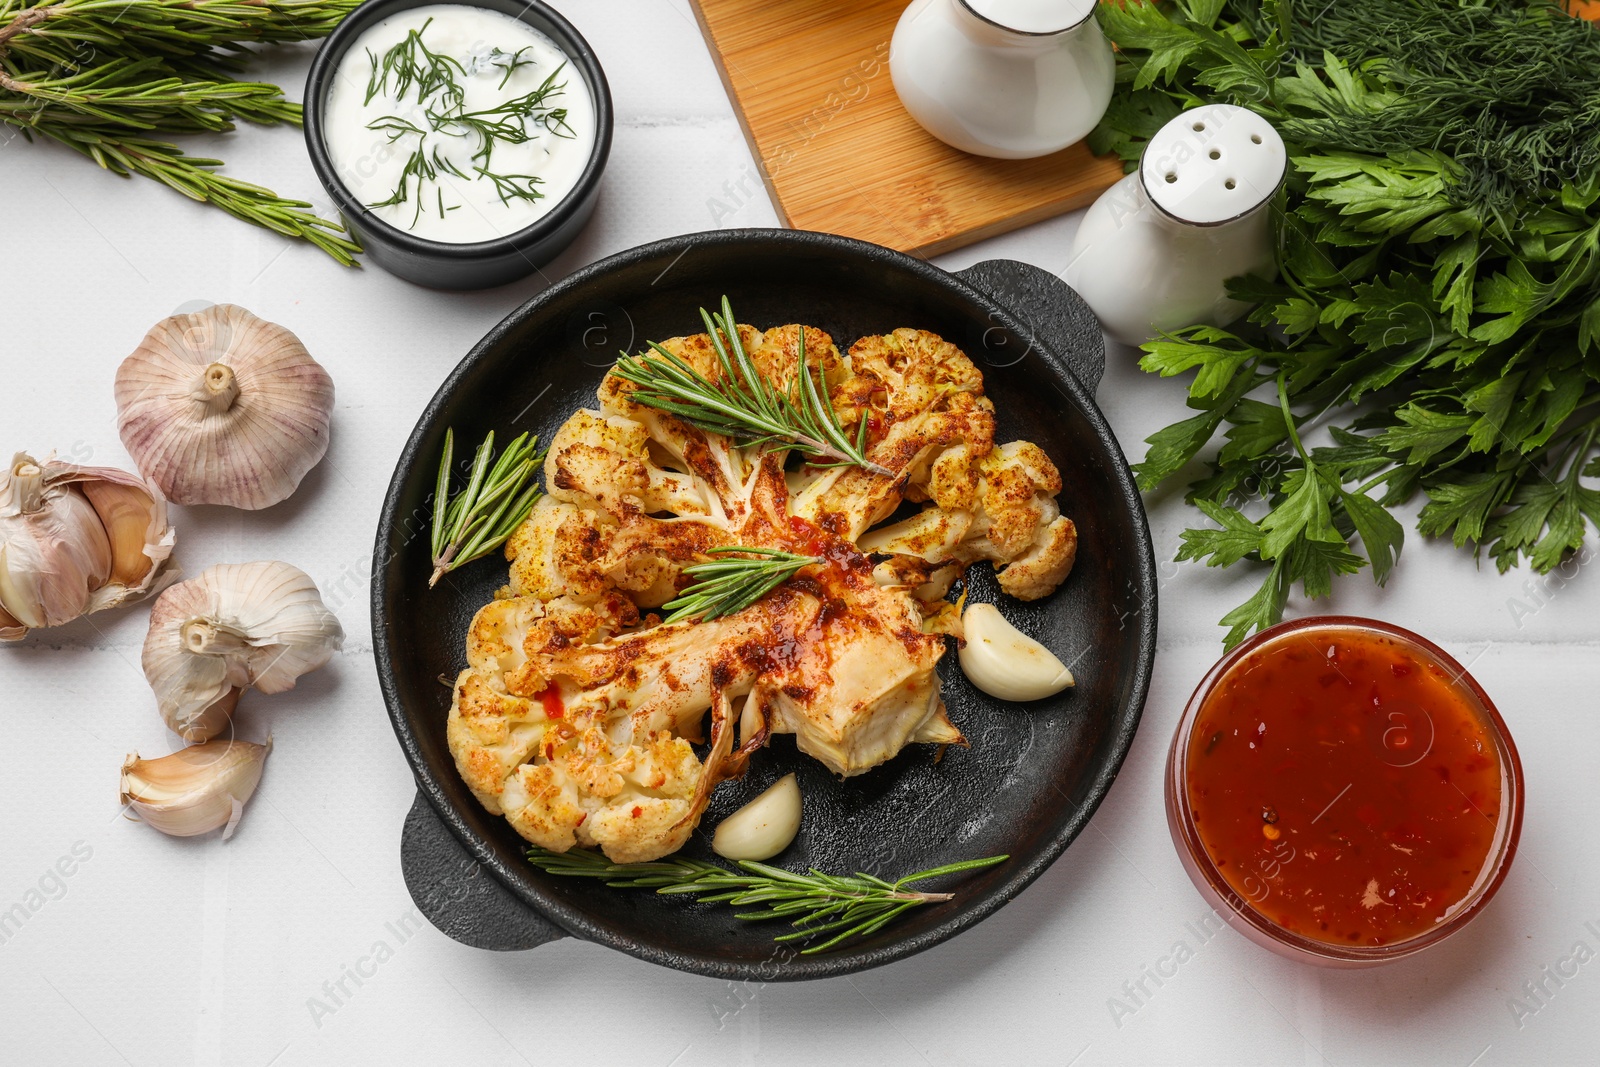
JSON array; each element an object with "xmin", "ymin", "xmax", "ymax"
[
  {"xmin": 80, "ymin": 479, "xmax": 161, "ymax": 587},
  {"xmin": 0, "ymin": 453, "xmax": 175, "ymax": 640},
  {"xmin": 958, "ymin": 602, "xmax": 1074, "ymax": 702},
  {"xmin": 713, "ymin": 773, "xmax": 802, "ymax": 861},
  {"xmin": 144, "ymin": 561, "xmax": 344, "ymax": 741},
  {"xmin": 115, "ymin": 304, "xmax": 334, "ymax": 509},
  {"xmin": 120, "ymin": 738, "xmax": 271, "ymax": 839}
]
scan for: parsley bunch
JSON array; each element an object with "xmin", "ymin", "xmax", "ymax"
[{"xmin": 1091, "ymin": 0, "xmax": 1600, "ymax": 646}]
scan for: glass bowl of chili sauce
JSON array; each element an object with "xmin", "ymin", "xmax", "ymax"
[{"xmin": 1166, "ymin": 616, "xmax": 1523, "ymax": 966}]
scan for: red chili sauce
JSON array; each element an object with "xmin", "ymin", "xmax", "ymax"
[
  {"xmin": 533, "ymin": 682, "xmax": 564, "ymax": 719},
  {"xmin": 1185, "ymin": 627, "xmax": 1502, "ymax": 947}
]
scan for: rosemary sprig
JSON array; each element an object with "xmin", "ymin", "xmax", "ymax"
[
  {"xmin": 527, "ymin": 846, "xmax": 1008, "ymax": 954},
  {"xmin": 429, "ymin": 428, "xmax": 545, "ymax": 588},
  {"xmin": 613, "ymin": 297, "xmax": 891, "ymax": 476},
  {"xmin": 660, "ymin": 546, "xmax": 821, "ymax": 624},
  {"xmin": 0, "ymin": 0, "xmax": 363, "ymax": 264}
]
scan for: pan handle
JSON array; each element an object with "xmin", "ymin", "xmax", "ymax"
[
  {"xmin": 401, "ymin": 792, "xmax": 567, "ymax": 951},
  {"xmin": 956, "ymin": 260, "xmax": 1106, "ymax": 395}
]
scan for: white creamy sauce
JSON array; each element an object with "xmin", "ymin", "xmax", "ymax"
[{"xmin": 324, "ymin": 4, "xmax": 595, "ymax": 244}]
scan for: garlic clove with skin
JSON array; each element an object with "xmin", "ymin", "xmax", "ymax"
[
  {"xmin": 0, "ymin": 453, "xmax": 176, "ymax": 640},
  {"xmin": 143, "ymin": 561, "xmax": 344, "ymax": 741},
  {"xmin": 958, "ymin": 602, "xmax": 1074, "ymax": 702},
  {"xmin": 0, "ymin": 458, "xmax": 110, "ymax": 633},
  {"xmin": 712, "ymin": 773, "xmax": 802, "ymax": 861},
  {"xmin": 115, "ymin": 304, "xmax": 335, "ymax": 510},
  {"xmin": 120, "ymin": 738, "xmax": 271, "ymax": 839}
]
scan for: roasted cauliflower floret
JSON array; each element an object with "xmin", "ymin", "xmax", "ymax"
[
  {"xmin": 448, "ymin": 318, "xmax": 1078, "ymax": 863},
  {"xmin": 860, "ymin": 441, "xmax": 1078, "ymax": 601},
  {"xmin": 546, "ymin": 410, "xmax": 714, "ymax": 518}
]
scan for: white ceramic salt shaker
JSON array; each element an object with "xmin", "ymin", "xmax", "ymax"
[
  {"xmin": 1063, "ymin": 104, "xmax": 1288, "ymax": 346},
  {"xmin": 890, "ymin": 0, "xmax": 1114, "ymax": 159}
]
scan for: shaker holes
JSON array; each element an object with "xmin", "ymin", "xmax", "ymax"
[
  {"xmin": 1193, "ymin": 122, "xmax": 1205, "ymax": 131},
  {"xmin": 1225, "ymin": 178, "xmax": 1238, "ymax": 190},
  {"xmin": 1209, "ymin": 149, "xmax": 1221, "ymax": 159},
  {"xmin": 1165, "ymin": 172, "xmax": 1178, "ymax": 183},
  {"xmin": 1251, "ymin": 133, "xmax": 1263, "ymax": 144}
]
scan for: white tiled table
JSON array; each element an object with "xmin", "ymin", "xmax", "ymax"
[{"xmin": 3, "ymin": 3, "xmax": 1596, "ymax": 1063}]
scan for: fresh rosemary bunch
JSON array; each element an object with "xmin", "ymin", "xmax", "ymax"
[
  {"xmin": 660, "ymin": 546, "xmax": 821, "ymax": 624},
  {"xmin": 362, "ymin": 18, "xmax": 571, "ymax": 222},
  {"xmin": 0, "ymin": 0, "xmax": 363, "ymax": 264},
  {"xmin": 613, "ymin": 297, "xmax": 892, "ymax": 476},
  {"xmin": 429, "ymin": 428, "xmax": 544, "ymax": 587},
  {"xmin": 1092, "ymin": 0, "xmax": 1600, "ymax": 646},
  {"xmin": 527, "ymin": 846, "xmax": 1007, "ymax": 954}
]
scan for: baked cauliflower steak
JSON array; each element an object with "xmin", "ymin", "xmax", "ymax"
[{"xmin": 448, "ymin": 318, "xmax": 1078, "ymax": 863}]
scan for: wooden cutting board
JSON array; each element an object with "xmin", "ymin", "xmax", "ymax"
[{"xmin": 686, "ymin": 0, "xmax": 1125, "ymax": 258}]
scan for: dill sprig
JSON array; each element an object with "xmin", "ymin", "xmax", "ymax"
[
  {"xmin": 473, "ymin": 168, "xmax": 543, "ymax": 206},
  {"xmin": 1279, "ymin": 0, "xmax": 1600, "ymax": 228},
  {"xmin": 363, "ymin": 18, "xmax": 464, "ymax": 111},
  {"xmin": 0, "ymin": 0, "xmax": 363, "ymax": 264},
  {"xmin": 361, "ymin": 21, "xmax": 570, "ymax": 222},
  {"xmin": 487, "ymin": 46, "xmax": 534, "ymax": 90},
  {"xmin": 660, "ymin": 546, "xmax": 821, "ymax": 624},
  {"xmin": 527, "ymin": 846, "xmax": 1008, "ymax": 954},
  {"xmin": 450, "ymin": 67, "xmax": 574, "ymax": 163},
  {"xmin": 613, "ymin": 297, "xmax": 891, "ymax": 476},
  {"xmin": 429, "ymin": 428, "xmax": 545, "ymax": 588}
]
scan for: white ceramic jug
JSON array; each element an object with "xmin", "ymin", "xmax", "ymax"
[
  {"xmin": 889, "ymin": 0, "xmax": 1114, "ymax": 159},
  {"xmin": 1063, "ymin": 103, "xmax": 1287, "ymax": 347}
]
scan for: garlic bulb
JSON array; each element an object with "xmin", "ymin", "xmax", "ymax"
[
  {"xmin": 115, "ymin": 304, "xmax": 334, "ymax": 509},
  {"xmin": 0, "ymin": 452, "xmax": 176, "ymax": 640},
  {"xmin": 121, "ymin": 738, "xmax": 271, "ymax": 839},
  {"xmin": 958, "ymin": 602, "xmax": 1075, "ymax": 702},
  {"xmin": 143, "ymin": 561, "xmax": 344, "ymax": 741},
  {"xmin": 713, "ymin": 773, "xmax": 802, "ymax": 861}
]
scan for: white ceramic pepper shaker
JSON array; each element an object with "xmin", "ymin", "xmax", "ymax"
[
  {"xmin": 1063, "ymin": 104, "xmax": 1288, "ymax": 346},
  {"xmin": 890, "ymin": 0, "xmax": 1114, "ymax": 159}
]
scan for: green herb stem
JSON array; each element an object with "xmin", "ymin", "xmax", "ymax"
[
  {"xmin": 660, "ymin": 546, "xmax": 821, "ymax": 624},
  {"xmin": 0, "ymin": 0, "xmax": 363, "ymax": 263},
  {"xmin": 429, "ymin": 428, "xmax": 545, "ymax": 587},
  {"xmin": 614, "ymin": 297, "xmax": 890, "ymax": 476},
  {"xmin": 527, "ymin": 846, "xmax": 1008, "ymax": 954}
]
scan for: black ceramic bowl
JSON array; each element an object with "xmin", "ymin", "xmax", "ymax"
[
  {"xmin": 303, "ymin": 0, "xmax": 613, "ymax": 290},
  {"xmin": 374, "ymin": 229, "xmax": 1158, "ymax": 979}
]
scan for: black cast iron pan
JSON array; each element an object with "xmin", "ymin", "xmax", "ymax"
[{"xmin": 373, "ymin": 229, "xmax": 1158, "ymax": 980}]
